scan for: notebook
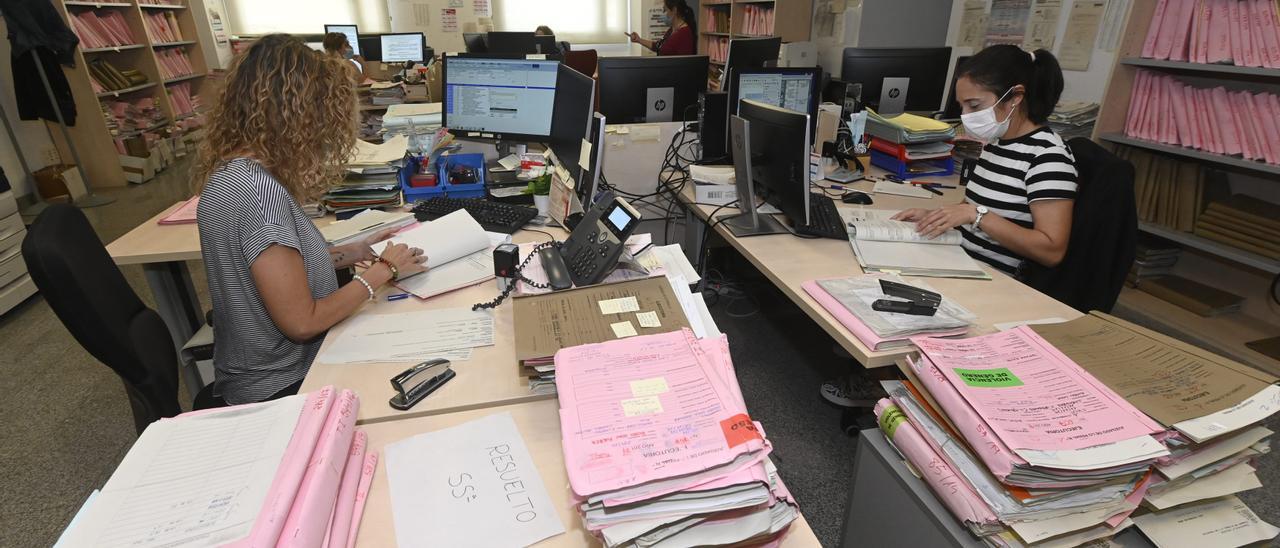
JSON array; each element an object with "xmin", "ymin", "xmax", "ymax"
[{"xmin": 844, "ymin": 209, "xmax": 990, "ymax": 279}]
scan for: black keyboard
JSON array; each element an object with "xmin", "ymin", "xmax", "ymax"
[
  {"xmin": 794, "ymin": 194, "xmax": 848, "ymax": 240},
  {"xmin": 410, "ymin": 197, "xmax": 539, "ymax": 234}
]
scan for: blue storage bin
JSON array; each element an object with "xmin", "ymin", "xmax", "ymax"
[
  {"xmin": 400, "ymin": 153, "xmax": 487, "ymax": 202},
  {"xmin": 869, "ymin": 150, "xmax": 954, "ymax": 180}
]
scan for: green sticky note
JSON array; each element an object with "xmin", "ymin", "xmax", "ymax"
[{"xmin": 954, "ymin": 367, "xmax": 1024, "ymax": 388}]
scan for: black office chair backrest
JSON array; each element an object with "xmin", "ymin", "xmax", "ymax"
[
  {"xmin": 1020, "ymin": 138, "xmax": 1137, "ymax": 313},
  {"xmin": 22, "ymin": 204, "xmax": 181, "ymax": 433}
]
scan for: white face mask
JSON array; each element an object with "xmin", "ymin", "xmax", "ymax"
[{"xmin": 961, "ymin": 87, "xmax": 1018, "ymax": 142}]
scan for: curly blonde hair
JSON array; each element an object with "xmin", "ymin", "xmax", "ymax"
[{"xmin": 195, "ymin": 34, "xmax": 357, "ymax": 202}]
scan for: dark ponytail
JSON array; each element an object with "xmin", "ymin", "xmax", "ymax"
[
  {"xmin": 664, "ymin": 0, "xmax": 696, "ymax": 29},
  {"xmin": 957, "ymin": 45, "xmax": 1064, "ymax": 124}
]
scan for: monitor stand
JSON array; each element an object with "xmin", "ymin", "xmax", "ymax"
[{"xmin": 717, "ymin": 199, "xmax": 787, "ymax": 237}]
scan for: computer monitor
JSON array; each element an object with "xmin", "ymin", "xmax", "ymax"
[
  {"xmin": 487, "ymin": 31, "xmax": 538, "ymax": 54},
  {"xmin": 737, "ymin": 99, "xmax": 811, "ymax": 227},
  {"xmin": 442, "ymin": 56, "xmax": 560, "ymax": 141},
  {"xmin": 723, "ymin": 37, "xmax": 782, "ymax": 83},
  {"xmin": 324, "ymin": 24, "xmax": 360, "ymax": 56},
  {"xmin": 579, "ymin": 113, "xmax": 607, "ymax": 207},
  {"xmin": 730, "ymin": 67, "xmax": 820, "ymax": 131},
  {"xmin": 940, "ymin": 55, "xmax": 971, "ymax": 121},
  {"xmin": 597, "ymin": 55, "xmax": 709, "ymax": 123},
  {"xmin": 549, "ymin": 63, "xmax": 596, "ymax": 187},
  {"xmin": 463, "ymin": 32, "xmax": 488, "ymax": 53},
  {"xmin": 358, "ymin": 36, "xmax": 381, "ymax": 61},
  {"xmin": 380, "ymin": 33, "xmax": 426, "ymax": 63},
  {"xmin": 717, "ymin": 114, "xmax": 788, "ymax": 237},
  {"xmin": 534, "ymin": 35, "xmax": 558, "ymax": 55},
  {"xmin": 841, "ymin": 47, "xmax": 952, "ymax": 115}
]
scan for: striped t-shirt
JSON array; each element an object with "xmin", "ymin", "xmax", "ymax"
[
  {"xmin": 958, "ymin": 127, "xmax": 1078, "ymax": 273},
  {"xmin": 197, "ymin": 158, "xmax": 338, "ymax": 404}
]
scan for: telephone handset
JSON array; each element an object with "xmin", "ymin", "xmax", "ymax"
[{"xmin": 556, "ymin": 192, "xmax": 642, "ymax": 287}]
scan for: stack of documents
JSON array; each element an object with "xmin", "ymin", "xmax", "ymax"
[
  {"xmin": 1124, "ymin": 70, "xmax": 1280, "ymax": 166},
  {"xmin": 1128, "ymin": 234, "xmax": 1182, "ymax": 286},
  {"xmin": 316, "ymin": 306, "xmax": 495, "ymax": 364},
  {"xmin": 865, "ymin": 109, "xmax": 956, "ymax": 144},
  {"xmin": 372, "ymin": 210, "xmax": 512, "ymax": 300},
  {"xmin": 841, "ymin": 209, "xmax": 990, "ymax": 279},
  {"xmin": 367, "ymin": 81, "xmax": 407, "ymax": 106},
  {"xmin": 317, "ymin": 208, "xmax": 416, "ymax": 246},
  {"xmin": 382, "ymin": 102, "xmax": 443, "ymax": 131},
  {"xmin": 555, "ymin": 329, "xmax": 800, "ymax": 547},
  {"xmin": 57, "ymin": 387, "xmax": 379, "ymax": 548},
  {"xmin": 322, "ymin": 137, "xmax": 409, "ymax": 213},
  {"xmin": 802, "ymin": 273, "xmax": 974, "ymax": 351}
]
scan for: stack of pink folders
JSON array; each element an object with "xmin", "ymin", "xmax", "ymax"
[
  {"xmin": 158, "ymin": 196, "xmax": 199, "ymax": 224},
  {"xmin": 59, "ymin": 387, "xmax": 379, "ymax": 548},
  {"xmin": 156, "ymin": 48, "xmax": 195, "ymax": 80},
  {"xmin": 70, "ymin": 10, "xmax": 136, "ymax": 49},
  {"xmin": 801, "ymin": 276, "xmax": 971, "ymax": 352},
  {"xmin": 555, "ymin": 329, "xmax": 800, "ymax": 548},
  {"xmin": 1141, "ymin": 0, "xmax": 1280, "ymax": 67},
  {"xmin": 144, "ymin": 11, "xmax": 184, "ymax": 43},
  {"xmin": 1124, "ymin": 69, "xmax": 1280, "ymax": 165}
]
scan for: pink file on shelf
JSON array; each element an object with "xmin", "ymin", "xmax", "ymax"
[
  {"xmin": 1207, "ymin": 0, "xmax": 1232, "ymax": 63},
  {"xmin": 1142, "ymin": 0, "xmax": 1171, "ymax": 57},
  {"xmin": 1169, "ymin": 78, "xmax": 1192, "ymax": 147},
  {"xmin": 1258, "ymin": 0, "xmax": 1280, "ymax": 68},
  {"xmin": 1211, "ymin": 86, "xmax": 1243, "ymax": 155}
]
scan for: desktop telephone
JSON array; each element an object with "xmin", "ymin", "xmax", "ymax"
[{"xmin": 473, "ymin": 192, "xmax": 643, "ymax": 310}]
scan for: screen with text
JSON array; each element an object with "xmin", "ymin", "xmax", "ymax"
[
  {"xmin": 445, "ymin": 58, "xmax": 559, "ymax": 137},
  {"xmin": 738, "ymin": 73, "xmax": 813, "ymax": 115}
]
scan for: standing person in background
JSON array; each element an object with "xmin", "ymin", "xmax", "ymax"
[
  {"xmin": 322, "ymin": 32, "xmax": 364, "ymax": 82},
  {"xmin": 626, "ymin": 0, "xmax": 696, "ymax": 56}
]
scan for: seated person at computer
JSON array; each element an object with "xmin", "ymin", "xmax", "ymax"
[
  {"xmin": 626, "ymin": 0, "xmax": 695, "ymax": 56},
  {"xmin": 893, "ymin": 45, "xmax": 1077, "ymax": 273},
  {"xmin": 194, "ymin": 35, "xmax": 427, "ymax": 406},
  {"xmin": 322, "ymin": 32, "xmax": 365, "ymax": 82}
]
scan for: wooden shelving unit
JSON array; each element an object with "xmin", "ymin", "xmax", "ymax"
[
  {"xmin": 1093, "ymin": 0, "xmax": 1280, "ymax": 374},
  {"xmin": 697, "ymin": 0, "xmax": 811, "ymax": 87},
  {"xmin": 50, "ymin": 0, "xmax": 212, "ymax": 188}
]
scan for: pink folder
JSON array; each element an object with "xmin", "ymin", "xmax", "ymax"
[
  {"xmin": 1183, "ymin": 85, "xmax": 1203, "ymax": 150},
  {"xmin": 874, "ymin": 399, "xmax": 1000, "ymax": 527},
  {"xmin": 1257, "ymin": 0, "xmax": 1280, "ymax": 68},
  {"xmin": 1253, "ymin": 93, "xmax": 1280, "ymax": 164},
  {"xmin": 1239, "ymin": 92, "xmax": 1267, "ymax": 161},
  {"xmin": 1208, "ymin": 0, "xmax": 1233, "ymax": 63},
  {"xmin": 1242, "ymin": 0, "xmax": 1259, "ymax": 66},
  {"xmin": 324, "ymin": 429, "xmax": 367, "ymax": 548},
  {"xmin": 1157, "ymin": 75, "xmax": 1175, "ymax": 144},
  {"xmin": 1168, "ymin": 79, "xmax": 1192, "ymax": 146},
  {"xmin": 1143, "ymin": 0, "xmax": 1171, "ymax": 57},
  {"xmin": 276, "ymin": 389, "xmax": 359, "ymax": 547},
  {"xmin": 344, "ymin": 451, "xmax": 378, "ymax": 548},
  {"xmin": 1230, "ymin": 0, "xmax": 1245, "ymax": 64},
  {"xmin": 1196, "ymin": 0, "xmax": 1212, "ymax": 63},
  {"xmin": 1168, "ymin": 0, "xmax": 1198, "ymax": 61},
  {"xmin": 800, "ymin": 280, "xmax": 968, "ymax": 352},
  {"xmin": 1201, "ymin": 89, "xmax": 1223, "ymax": 153},
  {"xmin": 1248, "ymin": 0, "xmax": 1269, "ymax": 67},
  {"xmin": 1124, "ymin": 72, "xmax": 1144, "ymax": 137},
  {"xmin": 158, "ymin": 196, "xmax": 200, "ymax": 225},
  {"xmin": 1212, "ymin": 87, "xmax": 1244, "ymax": 155}
]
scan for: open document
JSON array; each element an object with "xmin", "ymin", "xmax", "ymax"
[
  {"xmin": 373, "ymin": 211, "xmax": 507, "ymax": 299},
  {"xmin": 845, "ymin": 209, "xmax": 989, "ymax": 279},
  {"xmin": 317, "ymin": 307, "xmax": 494, "ymax": 364}
]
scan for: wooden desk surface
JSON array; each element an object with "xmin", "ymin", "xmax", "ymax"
[
  {"xmin": 681, "ymin": 174, "xmax": 1082, "ymax": 368},
  {"xmin": 106, "ymin": 202, "xmax": 203, "ymax": 265},
  {"xmin": 355, "ymin": 399, "xmax": 822, "ymax": 548},
  {"xmin": 301, "ymin": 227, "xmax": 567, "ymax": 425}
]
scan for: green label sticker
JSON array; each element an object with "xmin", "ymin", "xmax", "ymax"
[
  {"xmin": 878, "ymin": 404, "xmax": 907, "ymax": 438},
  {"xmin": 955, "ymin": 367, "xmax": 1024, "ymax": 388}
]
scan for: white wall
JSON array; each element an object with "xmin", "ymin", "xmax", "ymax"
[{"xmin": 0, "ymin": 18, "xmax": 59, "ymax": 198}]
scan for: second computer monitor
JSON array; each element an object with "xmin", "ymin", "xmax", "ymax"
[
  {"xmin": 487, "ymin": 31, "xmax": 538, "ymax": 54},
  {"xmin": 549, "ymin": 63, "xmax": 596, "ymax": 186},
  {"xmin": 841, "ymin": 47, "xmax": 952, "ymax": 115},
  {"xmin": 731, "ymin": 67, "xmax": 820, "ymax": 123},
  {"xmin": 443, "ymin": 56, "xmax": 560, "ymax": 141},
  {"xmin": 738, "ymin": 99, "xmax": 811, "ymax": 227},
  {"xmin": 597, "ymin": 55, "xmax": 709, "ymax": 124},
  {"xmin": 381, "ymin": 33, "xmax": 426, "ymax": 63},
  {"xmin": 463, "ymin": 32, "xmax": 488, "ymax": 53}
]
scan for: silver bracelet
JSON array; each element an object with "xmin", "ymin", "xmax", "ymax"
[{"xmin": 352, "ymin": 274, "xmax": 376, "ymax": 301}]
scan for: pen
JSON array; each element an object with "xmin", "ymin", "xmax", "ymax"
[
  {"xmin": 909, "ymin": 182, "xmax": 957, "ymax": 189},
  {"xmin": 387, "ymin": 293, "xmax": 410, "ymax": 301},
  {"xmin": 921, "ymin": 185, "xmax": 944, "ymax": 196}
]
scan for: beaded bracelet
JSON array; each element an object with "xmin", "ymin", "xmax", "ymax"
[
  {"xmin": 352, "ymin": 274, "xmax": 376, "ymax": 301},
  {"xmin": 376, "ymin": 256, "xmax": 400, "ymax": 280}
]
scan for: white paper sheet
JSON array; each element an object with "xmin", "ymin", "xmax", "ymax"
[
  {"xmin": 872, "ymin": 180, "xmax": 934, "ymax": 198},
  {"xmin": 317, "ymin": 307, "xmax": 494, "ymax": 364},
  {"xmin": 994, "ymin": 317, "xmax": 1069, "ymax": 331},
  {"xmin": 61, "ymin": 397, "xmax": 305, "ymax": 547},
  {"xmin": 1174, "ymin": 384, "xmax": 1280, "ymax": 443},
  {"xmin": 53, "ymin": 490, "xmax": 99, "ymax": 547},
  {"xmin": 638, "ymin": 244, "xmax": 701, "ymax": 283},
  {"xmin": 373, "ymin": 210, "xmax": 491, "ymax": 270},
  {"xmin": 1133, "ymin": 496, "xmax": 1280, "ymax": 548},
  {"xmin": 1146, "ymin": 462, "xmax": 1262, "ymax": 510},
  {"xmin": 1156, "ymin": 426, "xmax": 1272, "ymax": 479},
  {"xmin": 352, "ymin": 135, "xmax": 409, "ymax": 165},
  {"xmin": 384, "ymin": 412, "xmax": 565, "ymax": 548}
]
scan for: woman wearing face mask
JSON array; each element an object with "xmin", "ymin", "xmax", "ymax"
[
  {"xmin": 322, "ymin": 32, "xmax": 365, "ymax": 82},
  {"xmin": 626, "ymin": 0, "xmax": 696, "ymax": 56},
  {"xmin": 893, "ymin": 45, "xmax": 1077, "ymax": 273}
]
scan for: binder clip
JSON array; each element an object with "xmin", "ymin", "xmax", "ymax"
[
  {"xmin": 872, "ymin": 279, "xmax": 941, "ymax": 316},
  {"xmin": 389, "ymin": 359, "xmax": 456, "ymax": 410}
]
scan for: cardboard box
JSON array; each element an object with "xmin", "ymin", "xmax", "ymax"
[{"xmin": 119, "ymin": 155, "xmax": 156, "ymax": 184}]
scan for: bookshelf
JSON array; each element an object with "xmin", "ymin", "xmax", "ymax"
[
  {"xmin": 1093, "ymin": 0, "xmax": 1280, "ymax": 373},
  {"xmin": 49, "ymin": 0, "xmax": 212, "ymax": 188},
  {"xmin": 697, "ymin": 0, "xmax": 812, "ymax": 85}
]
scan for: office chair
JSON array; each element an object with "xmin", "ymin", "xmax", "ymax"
[
  {"xmin": 564, "ymin": 49, "xmax": 598, "ymax": 78},
  {"xmin": 1019, "ymin": 138, "xmax": 1137, "ymax": 314},
  {"xmin": 22, "ymin": 204, "xmax": 212, "ymax": 434}
]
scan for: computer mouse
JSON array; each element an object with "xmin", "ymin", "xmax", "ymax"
[{"xmin": 842, "ymin": 191, "xmax": 873, "ymax": 205}]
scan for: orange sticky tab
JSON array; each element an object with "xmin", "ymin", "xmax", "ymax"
[{"xmin": 720, "ymin": 414, "xmax": 761, "ymax": 448}]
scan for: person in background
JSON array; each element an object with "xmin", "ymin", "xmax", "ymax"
[
  {"xmin": 322, "ymin": 31, "xmax": 364, "ymax": 82},
  {"xmin": 194, "ymin": 35, "xmax": 427, "ymax": 407},
  {"xmin": 627, "ymin": 0, "xmax": 695, "ymax": 56}
]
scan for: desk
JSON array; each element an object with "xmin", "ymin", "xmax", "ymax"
[
  {"xmin": 676, "ymin": 176, "xmax": 1082, "ymax": 368},
  {"xmin": 300, "ymin": 228, "xmax": 567, "ymax": 425},
  {"xmin": 355, "ymin": 398, "xmax": 823, "ymax": 547}
]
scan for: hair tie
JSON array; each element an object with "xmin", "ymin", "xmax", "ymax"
[{"xmin": 1028, "ymin": 50, "xmax": 1036, "ymax": 62}]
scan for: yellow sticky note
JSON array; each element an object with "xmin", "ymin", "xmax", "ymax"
[
  {"xmin": 635, "ymin": 311, "xmax": 661, "ymax": 328},
  {"xmin": 611, "ymin": 321, "xmax": 638, "ymax": 338},
  {"xmin": 579, "ymin": 139, "xmax": 593, "ymax": 171},
  {"xmin": 599, "ymin": 296, "xmax": 641, "ymax": 314},
  {"xmin": 621, "ymin": 395, "xmax": 663, "ymax": 417},
  {"xmin": 630, "ymin": 377, "xmax": 669, "ymax": 397}
]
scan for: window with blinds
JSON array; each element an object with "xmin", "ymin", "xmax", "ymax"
[
  {"xmin": 492, "ymin": 0, "xmax": 630, "ymax": 44},
  {"xmin": 223, "ymin": 0, "xmax": 389, "ymax": 35}
]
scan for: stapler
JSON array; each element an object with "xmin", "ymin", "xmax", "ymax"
[{"xmin": 871, "ymin": 279, "xmax": 941, "ymax": 316}]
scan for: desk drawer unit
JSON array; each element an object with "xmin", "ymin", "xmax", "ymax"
[
  {"xmin": 0, "ymin": 191, "xmax": 16, "ymax": 220},
  {"xmin": 0, "ymin": 274, "xmax": 35, "ymax": 313},
  {"xmin": 0, "ymin": 191, "xmax": 32, "ymax": 315}
]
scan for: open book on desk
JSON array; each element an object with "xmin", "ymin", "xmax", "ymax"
[
  {"xmin": 846, "ymin": 209, "xmax": 990, "ymax": 280},
  {"xmin": 373, "ymin": 210, "xmax": 511, "ymax": 299}
]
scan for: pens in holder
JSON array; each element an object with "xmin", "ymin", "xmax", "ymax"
[{"xmin": 387, "ymin": 293, "xmax": 410, "ymax": 301}]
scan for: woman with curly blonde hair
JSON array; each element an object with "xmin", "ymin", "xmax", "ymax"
[{"xmin": 194, "ymin": 34, "xmax": 426, "ymax": 406}]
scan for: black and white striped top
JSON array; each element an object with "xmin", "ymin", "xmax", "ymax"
[
  {"xmin": 958, "ymin": 127, "xmax": 1078, "ymax": 273},
  {"xmin": 197, "ymin": 158, "xmax": 338, "ymax": 404}
]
